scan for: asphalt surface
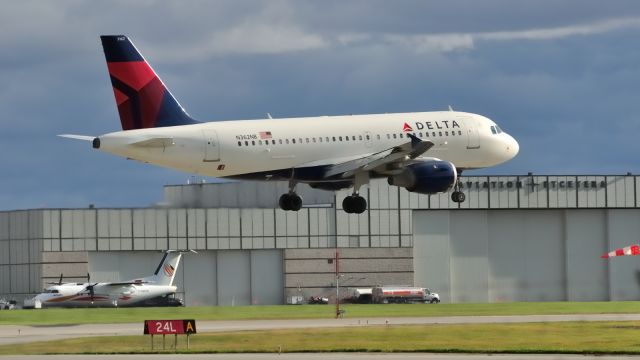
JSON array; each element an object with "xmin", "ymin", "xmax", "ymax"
[{"xmin": 3, "ymin": 313, "xmax": 640, "ymax": 346}]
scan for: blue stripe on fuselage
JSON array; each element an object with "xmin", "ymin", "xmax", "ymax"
[{"xmin": 225, "ymin": 164, "xmax": 386, "ymax": 183}]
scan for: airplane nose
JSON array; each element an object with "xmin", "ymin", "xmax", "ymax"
[{"xmin": 505, "ymin": 134, "xmax": 519, "ymax": 159}]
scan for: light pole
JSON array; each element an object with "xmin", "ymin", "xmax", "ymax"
[{"xmin": 335, "ymin": 249, "xmax": 341, "ymax": 318}]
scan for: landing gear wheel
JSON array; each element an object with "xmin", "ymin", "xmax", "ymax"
[
  {"xmin": 290, "ymin": 194, "xmax": 302, "ymax": 211},
  {"xmin": 451, "ymin": 191, "xmax": 466, "ymax": 203},
  {"xmin": 279, "ymin": 193, "xmax": 303, "ymax": 211},
  {"xmin": 279, "ymin": 194, "xmax": 290, "ymax": 211},
  {"xmin": 343, "ymin": 195, "xmax": 367, "ymax": 214}
]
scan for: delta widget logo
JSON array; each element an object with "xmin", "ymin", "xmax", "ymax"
[{"xmin": 403, "ymin": 123, "xmax": 413, "ymax": 132}]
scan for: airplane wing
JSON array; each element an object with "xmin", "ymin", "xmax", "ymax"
[
  {"xmin": 324, "ymin": 134, "xmax": 434, "ymax": 178},
  {"xmin": 100, "ymin": 280, "xmax": 151, "ymax": 286}
]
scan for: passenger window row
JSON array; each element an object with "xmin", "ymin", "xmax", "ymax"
[{"xmin": 237, "ymin": 130, "xmax": 464, "ymax": 147}]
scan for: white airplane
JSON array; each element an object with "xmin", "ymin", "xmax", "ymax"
[
  {"xmin": 29, "ymin": 250, "xmax": 192, "ymax": 308},
  {"xmin": 61, "ymin": 35, "xmax": 519, "ymax": 213}
]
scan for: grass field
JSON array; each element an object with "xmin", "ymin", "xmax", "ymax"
[
  {"xmin": 2, "ymin": 302, "xmax": 640, "ymax": 326},
  {"xmin": 2, "ymin": 321, "xmax": 640, "ymax": 355}
]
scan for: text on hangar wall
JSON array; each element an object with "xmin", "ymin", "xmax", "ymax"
[{"xmin": 459, "ymin": 179, "xmax": 608, "ymax": 190}]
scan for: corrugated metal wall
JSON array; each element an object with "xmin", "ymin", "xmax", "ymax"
[
  {"xmin": 2, "ymin": 175, "xmax": 640, "ymax": 303},
  {"xmin": 413, "ymin": 209, "xmax": 640, "ymax": 302},
  {"xmin": 0, "ymin": 211, "xmax": 42, "ymax": 298}
]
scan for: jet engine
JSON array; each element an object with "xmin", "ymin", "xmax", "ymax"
[{"xmin": 387, "ymin": 160, "xmax": 457, "ymax": 194}]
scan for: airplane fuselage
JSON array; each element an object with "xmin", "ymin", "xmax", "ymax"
[
  {"xmin": 96, "ymin": 111, "xmax": 518, "ymax": 183},
  {"xmin": 34, "ymin": 284, "xmax": 177, "ymax": 308}
]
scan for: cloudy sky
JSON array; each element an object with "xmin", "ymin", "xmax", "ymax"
[{"xmin": 1, "ymin": 0, "xmax": 640, "ymax": 210}]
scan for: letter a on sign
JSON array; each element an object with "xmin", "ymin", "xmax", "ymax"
[{"xmin": 183, "ymin": 319, "xmax": 197, "ymax": 334}]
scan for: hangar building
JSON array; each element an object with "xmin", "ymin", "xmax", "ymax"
[{"xmin": 1, "ymin": 174, "xmax": 639, "ymax": 305}]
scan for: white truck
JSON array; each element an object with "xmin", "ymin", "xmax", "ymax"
[{"xmin": 372, "ymin": 286, "xmax": 440, "ymax": 304}]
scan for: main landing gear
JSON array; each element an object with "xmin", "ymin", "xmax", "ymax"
[
  {"xmin": 342, "ymin": 172, "xmax": 368, "ymax": 214},
  {"xmin": 279, "ymin": 180, "xmax": 303, "ymax": 211},
  {"xmin": 278, "ymin": 174, "xmax": 370, "ymax": 214},
  {"xmin": 278, "ymin": 181, "xmax": 302, "ymax": 211},
  {"xmin": 342, "ymin": 194, "xmax": 367, "ymax": 214},
  {"xmin": 279, "ymin": 192, "xmax": 302, "ymax": 211}
]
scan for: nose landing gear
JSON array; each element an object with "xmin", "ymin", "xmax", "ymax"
[{"xmin": 451, "ymin": 178, "xmax": 466, "ymax": 203}]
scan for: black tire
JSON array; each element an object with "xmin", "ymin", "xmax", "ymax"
[
  {"xmin": 451, "ymin": 191, "xmax": 466, "ymax": 203},
  {"xmin": 290, "ymin": 194, "xmax": 303, "ymax": 211},
  {"xmin": 343, "ymin": 195, "xmax": 367, "ymax": 214},
  {"xmin": 279, "ymin": 194, "xmax": 291, "ymax": 211},
  {"xmin": 354, "ymin": 196, "xmax": 367, "ymax": 214},
  {"xmin": 342, "ymin": 196, "xmax": 354, "ymax": 213}
]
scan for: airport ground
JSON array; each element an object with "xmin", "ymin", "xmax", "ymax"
[
  {"xmin": 2, "ymin": 303, "xmax": 640, "ymax": 356},
  {"xmin": 1, "ymin": 355, "xmax": 640, "ymax": 360}
]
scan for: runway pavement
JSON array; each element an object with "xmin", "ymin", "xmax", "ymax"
[{"xmin": 3, "ymin": 313, "xmax": 640, "ymax": 346}]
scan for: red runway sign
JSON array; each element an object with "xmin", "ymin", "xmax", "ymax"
[{"xmin": 144, "ymin": 319, "xmax": 196, "ymax": 334}]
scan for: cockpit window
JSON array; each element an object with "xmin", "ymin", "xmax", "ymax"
[
  {"xmin": 490, "ymin": 126, "xmax": 497, "ymax": 135},
  {"xmin": 495, "ymin": 125, "xmax": 503, "ymax": 134},
  {"xmin": 45, "ymin": 289, "xmax": 59, "ymax": 293}
]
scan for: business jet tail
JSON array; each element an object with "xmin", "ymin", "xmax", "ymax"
[{"xmin": 100, "ymin": 35, "xmax": 199, "ymax": 130}]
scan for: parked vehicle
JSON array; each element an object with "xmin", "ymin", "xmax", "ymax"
[
  {"xmin": 372, "ymin": 286, "xmax": 440, "ymax": 304},
  {"xmin": 0, "ymin": 299, "xmax": 17, "ymax": 310},
  {"xmin": 308, "ymin": 296, "xmax": 329, "ymax": 304}
]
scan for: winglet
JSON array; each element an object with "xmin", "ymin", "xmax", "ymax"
[{"xmin": 408, "ymin": 133, "xmax": 422, "ymax": 148}]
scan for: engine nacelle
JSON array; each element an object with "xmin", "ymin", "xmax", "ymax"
[{"xmin": 387, "ymin": 160, "xmax": 457, "ymax": 194}]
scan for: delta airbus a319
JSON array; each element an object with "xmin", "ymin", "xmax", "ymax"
[{"xmin": 61, "ymin": 35, "xmax": 519, "ymax": 213}]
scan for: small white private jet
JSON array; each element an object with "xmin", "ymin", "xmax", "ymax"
[
  {"xmin": 27, "ymin": 250, "xmax": 193, "ymax": 308},
  {"xmin": 61, "ymin": 35, "xmax": 519, "ymax": 213}
]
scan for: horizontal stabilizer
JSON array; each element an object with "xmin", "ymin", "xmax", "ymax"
[{"xmin": 58, "ymin": 134, "xmax": 95, "ymax": 141}]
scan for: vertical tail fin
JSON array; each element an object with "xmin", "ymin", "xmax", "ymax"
[
  {"xmin": 145, "ymin": 250, "xmax": 184, "ymax": 286},
  {"xmin": 100, "ymin": 35, "xmax": 199, "ymax": 130}
]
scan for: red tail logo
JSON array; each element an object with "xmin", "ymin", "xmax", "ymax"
[
  {"xmin": 164, "ymin": 264, "xmax": 175, "ymax": 277},
  {"xmin": 403, "ymin": 123, "xmax": 413, "ymax": 132}
]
